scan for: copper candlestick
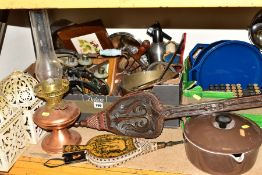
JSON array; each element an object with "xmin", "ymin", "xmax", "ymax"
[{"xmin": 33, "ymin": 79, "xmax": 81, "ymax": 153}]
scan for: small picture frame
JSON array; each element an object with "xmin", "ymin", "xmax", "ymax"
[
  {"xmin": 70, "ymin": 33, "xmax": 103, "ymax": 54},
  {"xmin": 55, "ymin": 19, "xmax": 118, "ymax": 95},
  {"xmin": 56, "ymin": 19, "xmax": 112, "ymax": 49}
]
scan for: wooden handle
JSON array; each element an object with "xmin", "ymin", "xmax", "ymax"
[
  {"xmin": 107, "ymin": 57, "xmax": 118, "ymax": 95},
  {"xmin": 133, "ymin": 40, "xmax": 150, "ymax": 61},
  {"xmin": 127, "ymin": 40, "xmax": 150, "ymax": 71}
]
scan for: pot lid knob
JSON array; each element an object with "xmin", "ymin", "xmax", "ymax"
[{"xmin": 215, "ymin": 114, "xmax": 232, "ymax": 129}]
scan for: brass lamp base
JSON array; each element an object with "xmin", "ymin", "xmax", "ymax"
[
  {"xmin": 41, "ymin": 129, "xmax": 81, "ymax": 154},
  {"xmin": 33, "ymin": 101, "xmax": 82, "ymax": 154}
]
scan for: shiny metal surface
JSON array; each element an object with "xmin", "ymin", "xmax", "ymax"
[
  {"xmin": 249, "ymin": 10, "xmax": 262, "ymax": 49},
  {"xmin": 34, "ymin": 101, "xmax": 81, "ymax": 153},
  {"xmin": 109, "ymin": 32, "xmax": 141, "ymax": 55},
  {"xmin": 121, "ymin": 70, "xmax": 176, "ymax": 93},
  {"xmin": 34, "ymin": 79, "xmax": 81, "ymax": 153}
]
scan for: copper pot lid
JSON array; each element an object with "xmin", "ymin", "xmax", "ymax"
[{"xmin": 184, "ymin": 112, "xmax": 262, "ymax": 154}]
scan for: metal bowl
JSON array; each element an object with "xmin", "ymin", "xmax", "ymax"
[{"xmin": 249, "ymin": 10, "xmax": 262, "ymax": 49}]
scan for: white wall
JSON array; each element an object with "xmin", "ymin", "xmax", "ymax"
[
  {"xmin": 107, "ymin": 28, "xmax": 250, "ymax": 59},
  {"xmin": 0, "ymin": 27, "xmax": 250, "ymax": 81},
  {"xmin": 0, "ymin": 25, "xmax": 35, "ymax": 80}
]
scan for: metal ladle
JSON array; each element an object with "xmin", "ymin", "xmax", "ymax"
[{"xmin": 75, "ymin": 91, "xmax": 262, "ymax": 138}]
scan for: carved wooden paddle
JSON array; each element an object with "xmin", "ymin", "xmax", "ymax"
[{"xmin": 75, "ymin": 91, "xmax": 262, "ymax": 138}]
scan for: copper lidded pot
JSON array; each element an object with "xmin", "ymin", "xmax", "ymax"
[{"xmin": 183, "ymin": 112, "xmax": 262, "ymax": 175}]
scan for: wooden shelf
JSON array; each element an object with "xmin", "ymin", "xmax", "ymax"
[
  {"xmin": 0, "ymin": 0, "xmax": 262, "ymax": 9},
  {"xmin": 4, "ymin": 127, "xmax": 262, "ymax": 175}
]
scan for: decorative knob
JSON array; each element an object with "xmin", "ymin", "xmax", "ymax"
[{"xmin": 215, "ymin": 114, "xmax": 232, "ymax": 129}]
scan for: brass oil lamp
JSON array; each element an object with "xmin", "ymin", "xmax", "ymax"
[{"xmin": 30, "ymin": 10, "xmax": 81, "ymax": 154}]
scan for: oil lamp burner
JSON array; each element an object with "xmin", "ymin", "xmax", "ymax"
[{"xmin": 30, "ymin": 10, "xmax": 81, "ymax": 153}]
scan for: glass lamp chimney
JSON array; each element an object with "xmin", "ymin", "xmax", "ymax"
[{"xmin": 29, "ymin": 9, "xmax": 62, "ymax": 83}]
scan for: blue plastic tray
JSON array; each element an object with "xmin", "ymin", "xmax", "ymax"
[{"xmin": 188, "ymin": 40, "xmax": 262, "ymax": 90}]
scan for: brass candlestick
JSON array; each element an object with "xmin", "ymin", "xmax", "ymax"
[{"xmin": 30, "ymin": 10, "xmax": 81, "ymax": 153}]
